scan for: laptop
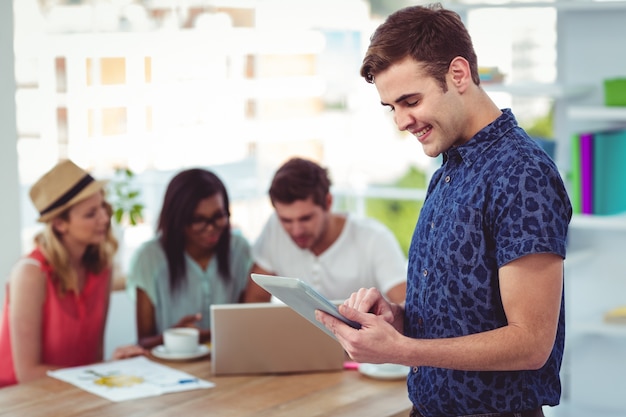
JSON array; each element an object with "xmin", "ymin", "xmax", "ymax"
[{"xmin": 210, "ymin": 302, "xmax": 346, "ymax": 375}]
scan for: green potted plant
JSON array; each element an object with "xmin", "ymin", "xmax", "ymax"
[
  {"xmin": 108, "ymin": 167, "xmax": 145, "ymax": 290},
  {"xmin": 108, "ymin": 167, "xmax": 144, "ymax": 227}
]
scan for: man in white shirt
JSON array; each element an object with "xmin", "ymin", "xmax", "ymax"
[{"xmin": 244, "ymin": 157, "xmax": 407, "ymax": 303}]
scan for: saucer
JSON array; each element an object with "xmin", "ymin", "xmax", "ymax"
[
  {"xmin": 151, "ymin": 344, "xmax": 210, "ymax": 361},
  {"xmin": 358, "ymin": 363, "xmax": 410, "ymax": 380}
]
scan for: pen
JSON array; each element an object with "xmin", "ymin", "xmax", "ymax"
[
  {"xmin": 177, "ymin": 378, "xmax": 198, "ymax": 384},
  {"xmin": 157, "ymin": 378, "xmax": 200, "ymax": 387}
]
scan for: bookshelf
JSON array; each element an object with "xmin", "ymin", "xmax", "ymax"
[
  {"xmin": 448, "ymin": 1, "xmax": 626, "ymax": 414},
  {"xmin": 449, "ymin": 0, "xmax": 626, "ymax": 12},
  {"xmin": 570, "ymin": 321, "xmax": 626, "ymax": 339},
  {"xmin": 483, "ymin": 83, "xmax": 593, "ymax": 99},
  {"xmin": 568, "ymin": 105, "xmax": 626, "ymax": 122},
  {"xmin": 570, "ymin": 213, "xmax": 626, "ymax": 231}
]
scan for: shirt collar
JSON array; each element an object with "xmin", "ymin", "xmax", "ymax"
[{"xmin": 443, "ymin": 108, "xmax": 517, "ymax": 167}]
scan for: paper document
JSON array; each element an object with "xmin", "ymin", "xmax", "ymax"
[{"xmin": 47, "ymin": 356, "xmax": 214, "ymax": 402}]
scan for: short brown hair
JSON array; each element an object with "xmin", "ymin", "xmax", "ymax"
[
  {"xmin": 269, "ymin": 158, "xmax": 331, "ymax": 209},
  {"xmin": 360, "ymin": 3, "xmax": 480, "ymax": 91}
]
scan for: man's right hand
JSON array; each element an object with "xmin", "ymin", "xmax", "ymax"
[{"xmin": 344, "ymin": 287, "xmax": 397, "ymax": 325}]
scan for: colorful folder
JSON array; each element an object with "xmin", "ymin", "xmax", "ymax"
[
  {"xmin": 592, "ymin": 129, "xmax": 626, "ymax": 215},
  {"xmin": 580, "ymin": 133, "xmax": 594, "ymax": 215},
  {"xmin": 570, "ymin": 134, "xmax": 581, "ymax": 214}
]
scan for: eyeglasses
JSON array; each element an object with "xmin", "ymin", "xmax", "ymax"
[{"xmin": 188, "ymin": 211, "xmax": 229, "ymax": 232}]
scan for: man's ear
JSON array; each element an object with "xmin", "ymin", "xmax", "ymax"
[
  {"xmin": 449, "ymin": 56, "xmax": 471, "ymax": 93},
  {"xmin": 324, "ymin": 193, "xmax": 333, "ymax": 211}
]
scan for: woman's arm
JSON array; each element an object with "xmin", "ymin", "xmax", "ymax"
[
  {"xmin": 240, "ymin": 263, "xmax": 272, "ymax": 303},
  {"xmin": 10, "ymin": 262, "xmax": 58, "ymax": 382},
  {"xmin": 135, "ymin": 288, "xmax": 162, "ymax": 349},
  {"xmin": 136, "ymin": 288, "xmax": 205, "ymax": 348},
  {"xmin": 97, "ymin": 270, "xmax": 114, "ymax": 361}
]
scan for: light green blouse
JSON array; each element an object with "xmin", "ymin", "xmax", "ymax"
[{"xmin": 126, "ymin": 231, "xmax": 253, "ymax": 333}]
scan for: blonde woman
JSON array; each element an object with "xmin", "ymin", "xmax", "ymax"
[{"xmin": 0, "ymin": 160, "xmax": 144, "ymax": 387}]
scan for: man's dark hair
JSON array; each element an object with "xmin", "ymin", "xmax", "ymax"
[
  {"xmin": 360, "ymin": 3, "xmax": 480, "ymax": 91},
  {"xmin": 269, "ymin": 157, "xmax": 331, "ymax": 209}
]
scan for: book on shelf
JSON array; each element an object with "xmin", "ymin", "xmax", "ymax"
[
  {"xmin": 570, "ymin": 128, "xmax": 626, "ymax": 215},
  {"xmin": 580, "ymin": 132, "xmax": 594, "ymax": 214},
  {"xmin": 593, "ymin": 129, "xmax": 626, "ymax": 215},
  {"xmin": 570, "ymin": 134, "xmax": 581, "ymax": 213}
]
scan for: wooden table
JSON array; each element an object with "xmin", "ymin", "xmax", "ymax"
[{"xmin": 0, "ymin": 354, "xmax": 412, "ymax": 417}]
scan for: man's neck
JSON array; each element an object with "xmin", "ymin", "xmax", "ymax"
[{"xmin": 310, "ymin": 213, "xmax": 346, "ymax": 256}]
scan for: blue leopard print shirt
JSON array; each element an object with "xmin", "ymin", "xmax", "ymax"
[{"xmin": 405, "ymin": 109, "xmax": 572, "ymax": 416}]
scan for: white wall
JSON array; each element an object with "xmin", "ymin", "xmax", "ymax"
[
  {"xmin": 104, "ymin": 291, "xmax": 137, "ymax": 359},
  {"xmin": 0, "ymin": 0, "xmax": 23, "ymax": 313}
]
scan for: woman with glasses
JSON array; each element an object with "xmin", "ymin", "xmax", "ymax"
[{"xmin": 126, "ymin": 168, "xmax": 254, "ymax": 349}]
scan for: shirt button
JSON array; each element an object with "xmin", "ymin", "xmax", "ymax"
[
  {"xmin": 445, "ymin": 175, "xmax": 451, "ymax": 183},
  {"xmin": 412, "ymin": 366, "xmax": 419, "ymax": 373},
  {"xmin": 430, "ymin": 221, "xmax": 434, "ymax": 229},
  {"xmin": 422, "ymin": 269, "xmax": 428, "ymax": 277}
]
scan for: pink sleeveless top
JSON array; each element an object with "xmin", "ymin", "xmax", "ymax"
[{"xmin": 0, "ymin": 248, "xmax": 111, "ymax": 387}]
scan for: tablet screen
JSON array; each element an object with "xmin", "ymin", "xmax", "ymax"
[{"xmin": 251, "ymin": 274, "xmax": 361, "ymax": 340}]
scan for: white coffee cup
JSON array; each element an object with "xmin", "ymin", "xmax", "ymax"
[{"xmin": 163, "ymin": 328, "xmax": 200, "ymax": 354}]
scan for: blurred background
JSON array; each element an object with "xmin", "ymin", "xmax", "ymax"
[
  {"xmin": 5, "ymin": 0, "xmax": 557, "ymax": 267},
  {"xmin": 7, "ymin": 2, "xmax": 626, "ymax": 416}
]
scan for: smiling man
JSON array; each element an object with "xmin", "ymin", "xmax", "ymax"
[
  {"xmin": 315, "ymin": 4, "xmax": 572, "ymax": 417},
  {"xmin": 243, "ymin": 157, "xmax": 407, "ymax": 304}
]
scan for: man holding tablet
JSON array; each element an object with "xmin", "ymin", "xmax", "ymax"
[
  {"xmin": 315, "ymin": 4, "xmax": 571, "ymax": 417},
  {"xmin": 243, "ymin": 157, "xmax": 407, "ymax": 304}
]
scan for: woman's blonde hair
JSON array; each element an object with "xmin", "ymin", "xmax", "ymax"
[{"xmin": 34, "ymin": 196, "xmax": 118, "ymax": 294}]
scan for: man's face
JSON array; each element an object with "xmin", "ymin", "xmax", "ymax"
[
  {"xmin": 374, "ymin": 56, "xmax": 469, "ymax": 157},
  {"xmin": 273, "ymin": 196, "xmax": 329, "ymax": 250}
]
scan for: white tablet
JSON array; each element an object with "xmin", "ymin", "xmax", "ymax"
[{"xmin": 251, "ymin": 274, "xmax": 361, "ymax": 340}]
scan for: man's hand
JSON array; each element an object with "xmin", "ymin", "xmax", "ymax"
[{"xmin": 315, "ymin": 287, "xmax": 406, "ymax": 364}]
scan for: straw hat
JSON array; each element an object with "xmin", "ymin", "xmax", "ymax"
[{"xmin": 30, "ymin": 160, "xmax": 109, "ymax": 223}]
